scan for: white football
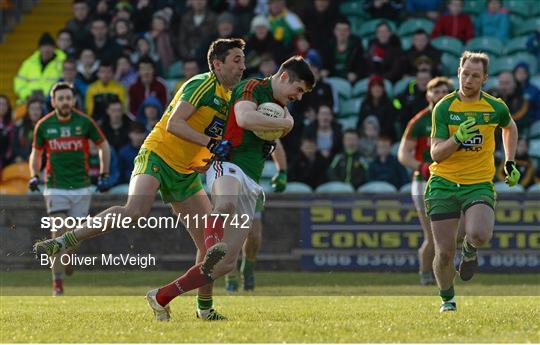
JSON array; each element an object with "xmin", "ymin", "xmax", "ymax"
[{"xmin": 254, "ymin": 102, "xmax": 285, "ymax": 141}]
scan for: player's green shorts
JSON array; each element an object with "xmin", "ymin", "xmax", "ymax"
[
  {"xmin": 132, "ymin": 148, "xmax": 203, "ymax": 203},
  {"xmin": 424, "ymin": 175, "xmax": 496, "ymax": 221}
]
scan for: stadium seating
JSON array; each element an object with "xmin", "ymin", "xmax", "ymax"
[
  {"xmin": 504, "ymin": 0, "xmax": 533, "ymax": 18},
  {"xmin": 1, "ymin": 162, "xmax": 30, "ymax": 181},
  {"xmin": 337, "ymin": 116, "xmax": 358, "ymax": 130},
  {"xmin": 0, "ymin": 179, "xmax": 28, "ymax": 195},
  {"xmin": 352, "ymin": 78, "xmax": 393, "ymax": 97},
  {"xmin": 531, "ymin": 76, "xmax": 540, "ymax": 90},
  {"xmin": 528, "ymin": 121, "xmax": 540, "ymax": 158},
  {"xmin": 431, "ymin": 36, "xmax": 464, "ymax": 57},
  {"xmin": 463, "ymin": 0, "xmax": 486, "ymax": 15},
  {"xmin": 326, "ymin": 77, "xmax": 352, "ymax": 100},
  {"xmin": 494, "ymin": 181, "xmax": 525, "ymax": 193},
  {"xmin": 262, "ymin": 160, "xmax": 277, "ymax": 179},
  {"xmin": 166, "ymin": 60, "xmax": 183, "ymax": 79},
  {"xmin": 527, "ymin": 184, "xmax": 540, "ymax": 193},
  {"xmin": 516, "ymin": 17, "xmax": 540, "ymax": 36},
  {"xmin": 357, "ymin": 181, "xmax": 397, "ymax": 193},
  {"xmin": 483, "ymin": 78, "xmax": 498, "ymax": 92},
  {"xmin": 339, "ymin": 97, "xmax": 362, "ymax": 118},
  {"xmin": 399, "ymin": 182, "xmax": 412, "ymax": 193},
  {"xmin": 108, "ymin": 184, "xmax": 129, "ymax": 195},
  {"xmin": 357, "ymin": 19, "xmax": 397, "ymax": 38},
  {"xmin": 441, "ymin": 53, "xmax": 460, "ymax": 76},
  {"xmin": 465, "ymin": 37, "xmax": 504, "ymax": 56},
  {"xmin": 285, "ymin": 182, "xmax": 313, "ymax": 193},
  {"xmin": 259, "ymin": 179, "xmax": 274, "ymax": 193},
  {"xmin": 392, "ymin": 76, "xmax": 413, "ymax": 96},
  {"xmin": 504, "ymin": 36, "xmax": 530, "ymax": 55},
  {"xmin": 315, "ymin": 181, "xmax": 355, "ymax": 193},
  {"xmin": 397, "ymin": 18, "xmax": 434, "ymax": 37},
  {"xmin": 400, "ymin": 36, "xmax": 413, "ymax": 50},
  {"xmin": 339, "ymin": 1, "xmax": 366, "ymax": 17}
]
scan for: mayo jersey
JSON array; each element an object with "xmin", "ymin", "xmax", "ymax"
[
  {"xmin": 403, "ymin": 107, "xmax": 432, "ymax": 165},
  {"xmin": 430, "ymin": 90, "xmax": 511, "ymax": 184},
  {"xmin": 142, "ymin": 72, "xmax": 231, "ymax": 174}
]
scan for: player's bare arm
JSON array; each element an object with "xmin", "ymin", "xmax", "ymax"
[
  {"xmin": 234, "ymin": 101, "xmax": 293, "ymax": 131},
  {"xmin": 97, "ymin": 139, "xmax": 111, "ymax": 175},
  {"xmin": 166, "ymin": 100, "xmax": 212, "ymax": 147},
  {"xmin": 272, "ymin": 139, "xmax": 287, "ymax": 170},
  {"xmin": 430, "ymin": 137, "xmax": 460, "ymax": 163},
  {"xmin": 29, "ymin": 147, "xmax": 43, "ymax": 177},
  {"xmin": 397, "ymin": 138, "xmax": 421, "ymax": 170},
  {"xmin": 501, "ymin": 118, "xmax": 518, "ymax": 162}
]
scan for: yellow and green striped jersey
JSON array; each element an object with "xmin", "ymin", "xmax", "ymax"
[
  {"xmin": 143, "ymin": 72, "xmax": 231, "ymax": 174},
  {"xmin": 430, "ymin": 90, "xmax": 511, "ymax": 184}
]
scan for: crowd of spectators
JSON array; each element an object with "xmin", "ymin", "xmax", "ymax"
[{"xmin": 2, "ymin": 0, "xmax": 540, "ymax": 192}]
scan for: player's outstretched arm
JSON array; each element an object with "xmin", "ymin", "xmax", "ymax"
[
  {"xmin": 167, "ymin": 100, "xmax": 213, "ymax": 147},
  {"xmin": 501, "ymin": 119, "xmax": 518, "ymax": 163},
  {"xmin": 235, "ymin": 101, "xmax": 293, "ymax": 131}
]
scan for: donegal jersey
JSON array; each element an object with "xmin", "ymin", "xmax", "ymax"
[
  {"xmin": 33, "ymin": 110, "xmax": 105, "ymax": 189},
  {"xmin": 403, "ymin": 107, "xmax": 433, "ymax": 167},
  {"xmin": 224, "ymin": 78, "xmax": 277, "ymax": 183},
  {"xmin": 430, "ymin": 91, "xmax": 511, "ymax": 184},
  {"xmin": 142, "ymin": 72, "xmax": 231, "ymax": 174}
]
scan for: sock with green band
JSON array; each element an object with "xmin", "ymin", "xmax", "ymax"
[
  {"xmin": 196, "ymin": 294, "xmax": 213, "ymax": 311},
  {"xmin": 439, "ymin": 286, "xmax": 455, "ymax": 302},
  {"xmin": 62, "ymin": 231, "xmax": 80, "ymax": 249},
  {"xmin": 462, "ymin": 238, "xmax": 477, "ymax": 258},
  {"xmin": 241, "ymin": 258, "xmax": 256, "ymax": 277},
  {"xmin": 225, "ymin": 272, "xmax": 238, "ymax": 285}
]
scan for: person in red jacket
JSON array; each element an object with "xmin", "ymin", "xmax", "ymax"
[
  {"xmin": 128, "ymin": 56, "xmax": 168, "ymax": 117},
  {"xmin": 431, "ymin": 0, "xmax": 474, "ymax": 43}
]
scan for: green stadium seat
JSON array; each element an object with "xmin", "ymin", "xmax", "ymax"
[
  {"xmin": 503, "ymin": 0, "xmax": 533, "ymax": 18},
  {"xmin": 488, "ymin": 53, "xmax": 536, "ymax": 76},
  {"xmin": 441, "ymin": 53, "xmax": 460, "ymax": 76},
  {"xmin": 259, "ymin": 178, "xmax": 274, "ymax": 193},
  {"xmin": 339, "ymin": 97, "xmax": 363, "ymax": 117},
  {"xmin": 504, "ymin": 36, "xmax": 530, "ymax": 55},
  {"xmin": 529, "ymin": 139, "xmax": 540, "ymax": 158},
  {"xmin": 516, "ymin": 17, "xmax": 540, "ymax": 36},
  {"xmin": 530, "ymin": 76, "xmax": 540, "ymax": 91},
  {"xmin": 285, "ymin": 182, "xmax": 313, "ymax": 193},
  {"xmin": 509, "ymin": 14, "xmax": 523, "ymax": 37},
  {"xmin": 316, "ymin": 181, "xmax": 355, "ymax": 193},
  {"xmin": 509, "ymin": 52, "xmax": 537, "ymax": 74},
  {"xmin": 431, "ymin": 36, "xmax": 464, "ymax": 57},
  {"xmin": 400, "ymin": 36, "xmax": 413, "ymax": 50},
  {"xmin": 358, "ymin": 19, "xmax": 397, "ymax": 38},
  {"xmin": 337, "ymin": 115, "xmax": 358, "ymax": 130},
  {"xmin": 352, "ymin": 78, "xmax": 392, "ymax": 97},
  {"xmin": 165, "ymin": 78, "xmax": 179, "ymax": 93},
  {"xmin": 527, "ymin": 183, "xmax": 540, "ymax": 193},
  {"xmin": 449, "ymin": 76, "xmax": 459, "ymax": 87},
  {"xmin": 465, "ymin": 37, "xmax": 504, "ymax": 56},
  {"xmin": 483, "ymin": 78, "xmax": 498, "ymax": 92},
  {"xmin": 262, "ymin": 160, "xmax": 277, "ymax": 179},
  {"xmin": 399, "ymin": 182, "xmax": 412, "ymax": 193},
  {"xmin": 529, "ymin": 120, "xmax": 540, "ymax": 139},
  {"xmin": 357, "ymin": 181, "xmax": 397, "ymax": 193},
  {"xmin": 108, "ymin": 184, "xmax": 129, "ymax": 194},
  {"xmin": 339, "ymin": 1, "xmax": 366, "ymax": 16},
  {"xmin": 463, "ymin": 0, "xmax": 486, "ymax": 15},
  {"xmin": 393, "ymin": 77, "xmax": 413, "ymax": 96},
  {"xmin": 494, "ymin": 181, "xmax": 524, "ymax": 193},
  {"xmin": 166, "ymin": 60, "xmax": 183, "ymax": 78},
  {"xmin": 326, "ymin": 77, "xmax": 352, "ymax": 100},
  {"xmin": 398, "ymin": 18, "xmax": 434, "ymax": 37}
]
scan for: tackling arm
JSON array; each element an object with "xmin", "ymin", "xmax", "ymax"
[
  {"xmin": 234, "ymin": 101, "xmax": 293, "ymax": 132},
  {"xmin": 167, "ymin": 101, "xmax": 212, "ymax": 146}
]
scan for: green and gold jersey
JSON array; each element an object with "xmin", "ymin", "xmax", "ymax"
[
  {"xmin": 224, "ymin": 78, "xmax": 276, "ymax": 183},
  {"xmin": 430, "ymin": 90, "xmax": 511, "ymax": 184},
  {"xmin": 33, "ymin": 110, "xmax": 105, "ymax": 189},
  {"xmin": 142, "ymin": 72, "xmax": 231, "ymax": 174}
]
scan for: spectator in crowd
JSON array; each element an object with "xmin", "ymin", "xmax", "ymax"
[
  {"xmin": 113, "ymin": 2, "xmax": 134, "ymax": 23},
  {"xmin": 321, "ymin": 17, "xmax": 366, "ymax": 84},
  {"xmin": 363, "ymin": 0, "xmax": 403, "ymax": 22},
  {"xmin": 367, "ymin": 135, "xmax": 409, "ymax": 189},
  {"xmin": 0, "ymin": 95, "xmax": 14, "ymax": 171},
  {"xmin": 431, "ymin": 0, "xmax": 474, "ymax": 43},
  {"xmin": 358, "ymin": 115, "xmax": 380, "ymax": 162},
  {"xmin": 497, "ymin": 71, "xmax": 530, "ymax": 133},
  {"xmin": 130, "ymin": 36, "xmax": 163, "ymax": 76},
  {"xmin": 475, "ymin": 0, "xmax": 510, "ymax": 42},
  {"xmin": 293, "ymin": 35, "xmax": 321, "ymax": 63},
  {"xmin": 406, "ymin": 0, "xmax": 444, "ymax": 20},
  {"xmin": 52, "ymin": 59, "xmax": 86, "ymax": 111},
  {"xmin": 137, "ymin": 95, "xmax": 163, "ymax": 131},
  {"xmin": 304, "ymin": 104, "xmax": 343, "ymax": 161},
  {"xmin": 12, "ymin": 98, "xmax": 44, "ymax": 162},
  {"xmin": 301, "ymin": 0, "xmax": 339, "ymax": 51},
  {"xmin": 245, "ymin": 15, "xmax": 287, "ymax": 76},
  {"xmin": 14, "ymin": 33, "xmax": 66, "ymax": 103},
  {"xmin": 268, "ymin": 0, "xmax": 305, "ymax": 49},
  {"xmin": 86, "ymin": 61, "xmax": 127, "ymax": 123},
  {"xmin": 288, "ymin": 137, "xmax": 329, "ymax": 189},
  {"xmin": 76, "ymin": 48, "xmax": 98, "ymax": 86},
  {"xmin": 94, "ymin": 0, "xmax": 112, "ymax": 23},
  {"xmin": 56, "ymin": 29, "xmax": 76, "ymax": 59},
  {"xmin": 65, "ymin": 0, "xmax": 91, "ymax": 46},
  {"xmin": 396, "ymin": 69, "xmax": 432, "ymax": 132},
  {"xmin": 128, "ymin": 57, "xmax": 167, "ymax": 117},
  {"xmin": 118, "ymin": 122, "xmax": 147, "ymax": 184},
  {"xmin": 405, "ymin": 29, "xmax": 443, "ymax": 76},
  {"xmin": 111, "ymin": 18, "xmax": 135, "ymax": 56},
  {"xmin": 327, "ymin": 129, "xmax": 368, "ymax": 189},
  {"xmin": 366, "ymin": 21, "xmax": 404, "ymax": 82},
  {"xmin": 175, "ymin": 0, "xmax": 217, "ymax": 60},
  {"xmin": 114, "ymin": 55, "xmax": 138, "ymax": 89},
  {"xmin": 84, "ymin": 17, "xmax": 123, "ymax": 64},
  {"xmin": 101, "ymin": 100, "xmax": 133, "ymax": 152},
  {"xmin": 496, "ymin": 138, "xmax": 535, "ymax": 188},
  {"xmin": 231, "ymin": 0, "xmax": 256, "ymax": 35},
  {"xmin": 196, "ymin": 12, "xmax": 238, "ymax": 69},
  {"xmin": 144, "ymin": 10, "xmax": 175, "ymax": 70},
  {"xmin": 255, "ymin": 54, "xmax": 278, "ymax": 78},
  {"xmin": 131, "ymin": 0, "xmax": 157, "ymax": 33},
  {"xmin": 174, "ymin": 59, "xmax": 201, "ymax": 94},
  {"xmin": 526, "ymin": 28, "xmax": 540, "ymax": 69},
  {"xmin": 514, "ymin": 62, "xmax": 540, "ymax": 122},
  {"xmin": 357, "ymin": 75, "xmax": 399, "ymax": 141}
]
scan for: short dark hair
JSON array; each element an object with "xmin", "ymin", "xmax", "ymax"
[
  {"xmin": 129, "ymin": 121, "xmax": 147, "ymax": 134},
  {"xmin": 378, "ymin": 134, "xmax": 393, "ymax": 143},
  {"xmin": 137, "ymin": 56, "xmax": 155, "ymax": 70},
  {"xmin": 277, "ymin": 56, "xmax": 316, "ymax": 90},
  {"xmin": 57, "ymin": 28, "xmax": 74, "ymax": 39},
  {"xmin": 50, "ymin": 82, "xmax": 74, "ymax": 99},
  {"xmin": 63, "ymin": 58, "xmax": 76, "ymax": 67},
  {"xmin": 207, "ymin": 38, "xmax": 246, "ymax": 71},
  {"xmin": 344, "ymin": 128, "xmax": 358, "ymax": 136},
  {"xmin": 335, "ymin": 15, "xmax": 350, "ymax": 27},
  {"xmin": 99, "ymin": 60, "xmax": 114, "ymax": 70},
  {"xmin": 413, "ymin": 29, "xmax": 428, "ymax": 36}
]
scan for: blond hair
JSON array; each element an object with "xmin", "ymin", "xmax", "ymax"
[
  {"xmin": 427, "ymin": 76, "xmax": 453, "ymax": 91},
  {"xmin": 460, "ymin": 51, "xmax": 489, "ymax": 75}
]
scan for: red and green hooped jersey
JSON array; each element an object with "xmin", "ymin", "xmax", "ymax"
[
  {"xmin": 224, "ymin": 78, "xmax": 277, "ymax": 183},
  {"xmin": 33, "ymin": 110, "xmax": 105, "ymax": 189},
  {"xmin": 403, "ymin": 107, "xmax": 433, "ymax": 166}
]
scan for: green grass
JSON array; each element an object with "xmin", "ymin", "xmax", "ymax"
[{"xmin": 1, "ymin": 271, "xmax": 539, "ymax": 343}]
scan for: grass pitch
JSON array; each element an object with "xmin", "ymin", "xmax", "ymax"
[{"xmin": 1, "ymin": 271, "xmax": 539, "ymax": 343}]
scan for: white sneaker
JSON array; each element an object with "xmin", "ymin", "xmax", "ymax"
[{"xmin": 146, "ymin": 288, "xmax": 171, "ymax": 321}]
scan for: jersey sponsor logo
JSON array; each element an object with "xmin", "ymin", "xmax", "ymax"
[
  {"xmin": 483, "ymin": 113, "xmax": 493, "ymax": 123},
  {"xmin": 48, "ymin": 138, "xmax": 84, "ymax": 152},
  {"xmin": 47, "ymin": 128, "xmax": 58, "ymax": 134},
  {"xmin": 462, "ymin": 133, "xmax": 483, "ymax": 152},
  {"xmin": 60, "ymin": 127, "xmax": 71, "ymax": 137},
  {"xmin": 450, "ymin": 114, "xmax": 461, "ymax": 121},
  {"xmin": 205, "ymin": 116, "xmax": 225, "ymax": 138},
  {"xmin": 75, "ymin": 126, "xmax": 82, "ymax": 135}
]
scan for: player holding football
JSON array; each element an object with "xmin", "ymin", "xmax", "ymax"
[
  {"xmin": 29, "ymin": 82, "xmax": 111, "ymax": 296},
  {"xmin": 398, "ymin": 77, "xmax": 453, "ymax": 286},
  {"xmin": 34, "ymin": 38, "xmax": 246, "ymax": 320},
  {"xmin": 426, "ymin": 51, "xmax": 519, "ymax": 312},
  {"xmin": 146, "ymin": 56, "xmax": 314, "ymax": 317}
]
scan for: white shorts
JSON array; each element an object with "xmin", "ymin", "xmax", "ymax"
[
  {"xmin": 43, "ymin": 187, "xmax": 92, "ymax": 217},
  {"xmin": 206, "ymin": 161, "xmax": 264, "ymax": 226},
  {"xmin": 411, "ymin": 179, "xmax": 427, "ymax": 211}
]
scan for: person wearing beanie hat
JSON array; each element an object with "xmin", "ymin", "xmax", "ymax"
[
  {"xmin": 244, "ymin": 15, "xmax": 288, "ymax": 75},
  {"xmin": 14, "ymin": 32, "xmax": 66, "ymax": 103}
]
